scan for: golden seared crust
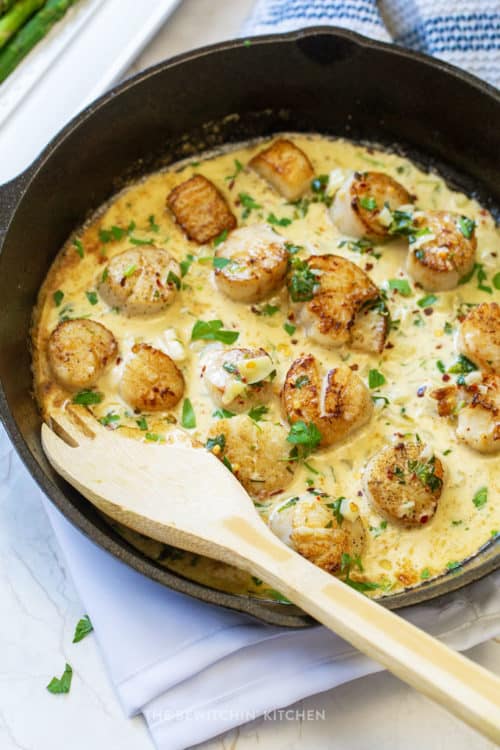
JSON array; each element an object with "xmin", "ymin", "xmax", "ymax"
[
  {"xmin": 456, "ymin": 374, "xmax": 500, "ymax": 453},
  {"xmin": 206, "ymin": 415, "xmax": 295, "ymax": 498},
  {"xmin": 293, "ymin": 254, "xmax": 387, "ymax": 353},
  {"xmin": 47, "ymin": 319, "xmax": 118, "ymax": 391},
  {"xmin": 249, "ymin": 138, "xmax": 314, "ymax": 201},
  {"xmin": 282, "ymin": 354, "xmax": 373, "ymax": 447},
  {"xmin": 214, "ymin": 224, "xmax": 288, "ymax": 303},
  {"xmin": 120, "ymin": 343, "xmax": 185, "ymax": 412},
  {"xmin": 350, "ymin": 171, "xmax": 412, "ymax": 238},
  {"xmin": 364, "ymin": 442, "xmax": 444, "ymax": 527},
  {"xmin": 430, "ymin": 384, "xmax": 458, "ymax": 417},
  {"xmin": 167, "ymin": 174, "xmax": 236, "ymax": 244},
  {"xmin": 458, "ymin": 302, "xmax": 500, "ymax": 374},
  {"xmin": 290, "ymin": 496, "xmax": 365, "ymax": 572},
  {"xmin": 201, "ymin": 347, "xmax": 274, "ymax": 413},
  {"xmin": 98, "ymin": 247, "xmax": 180, "ymax": 316},
  {"xmin": 406, "ymin": 210, "xmax": 477, "ymax": 291}
]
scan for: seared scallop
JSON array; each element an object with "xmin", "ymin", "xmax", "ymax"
[
  {"xmin": 282, "ymin": 355, "xmax": 373, "ymax": 447},
  {"xmin": 269, "ymin": 492, "xmax": 366, "ymax": 572},
  {"xmin": 167, "ymin": 174, "xmax": 236, "ymax": 244},
  {"xmin": 330, "ymin": 171, "xmax": 412, "ymax": 239},
  {"xmin": 214, "ymin": 224, "xmax": 288, "ymax": 303},
  {"xmin": 206, "ymin": 415, "xmax": 295, "ymax": 498},
  {"xmin": 406, "ymin": 210, "xmax": 477, "ymax": 291},
  {"xmin": 249, "ymin": 138, "xmax": 314, "ymax": 201},
  {"xmin": 48, "ymin": 319, "xmax": 118, "ymax": 390},
  {"xmin": 458, "ymin": 302, "xmax": 500, "ymax": 374},
  {"xmin": 120, "ymin": 343, "xmax": 184, "ymax": 412},
  {"xmin": 456, "ymin": 374, "xmax": 500, "ymax": 454},
  {"xmin": 290, "ymin": 254, "xmax": 388, "ymax": 353},
  {"xmin": 201, "ymin": 347, "xmax": 275, "ymax": 412},
  {"xmin": 98, "ymin": 247, "xmax": 181, "ymax": 316},
  {"xmin": 364, "ymin": 442, "xmax": 444, "ymax": 527}
]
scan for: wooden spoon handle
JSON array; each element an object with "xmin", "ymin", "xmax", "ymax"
[{"xmin": 224, "ymin": 520, "xmax": 500, "ymax": 743}]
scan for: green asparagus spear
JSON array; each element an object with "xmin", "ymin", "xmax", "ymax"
[
  {"xmin": 0, "ymin": 0, "xmax": 45, "ymax": 49},
  {"xmin": 0, "ymin": 1, "xmax": 20, "ymax": 18},
  {"xmin": 0, "ymin": 0, "xmax": 78, "ymax": 83}
]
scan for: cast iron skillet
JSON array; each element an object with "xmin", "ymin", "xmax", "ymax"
[{"xmin": 0, "ymin": 28, "xmax": 498, "ymax": 628}]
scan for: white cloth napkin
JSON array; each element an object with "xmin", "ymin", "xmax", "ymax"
[
  {"xmin": 2, "ymin": 422, "xmax": 500, "ymax": 750},
  {"xmin": 2, "ymin": 3, "xmax": 500, "ymax": 749}
]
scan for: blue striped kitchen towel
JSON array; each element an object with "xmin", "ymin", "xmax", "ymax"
[{"xmin": 243, "ymin": 0, "xmax": 500, "ymax": 88}]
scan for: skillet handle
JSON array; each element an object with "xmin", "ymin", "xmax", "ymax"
[{"xmin": 0, "ymin": 169, "xmax": 31, "ymax": 247}]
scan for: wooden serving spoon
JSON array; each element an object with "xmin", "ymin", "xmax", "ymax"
[{"xmin": 41, "ymin": 408, "xmax": 500, "ymax": 742}]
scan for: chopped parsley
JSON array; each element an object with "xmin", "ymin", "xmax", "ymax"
[
  {"xmin": 493, "ymin": 272, "xmax": 500, "ymax": 290},
  {"xmin": 136, "ymin": 416, "xmax": 148, "ymax": 431},
  {"xmin": 295, "ymin": 375, "xmax": 309, "ymax": 389},
  {"xmin": 85, "ymin": 290, "xmax": 98, "ymax": 306},
  {"xmin": 338, "ymin": 237, "xmax": 376, "ymax": 256},
  {"xmin": 167, "ymin": 270, "xmax": 181, "ymax": 289},
  {"xmin": 123, "ymin": 264, "xmax": 137, "ymax": 278},
  {"xmin": 459, "ymin": 262, "xmax": 493, "ymax": 293},
  {"xmin": 72, "ymin": 390, "xmax": 103, "ymax": 406},
  {"xmin": 436, "ymin": 360, "xmax": 446, "ymax": 373},
  {"xmin": 369, "ymin": 520, "xmax": 388, "ymax": 538},
  {"xmin": 225, "ymin": 159, "xmax": 244, "ymax": 182},
  {"xmin": 213, "ymin": 256, "xmax": 231, "ymax": 269},
  {"xmin": 417, "ymin": 294, "xmax": 438, "ymax": 308},
  {"xmin": 327, "ymin": 497, "xmax": 344, "ymax": 526},
  {"xmin": 99, "ymin": 412, "xmax": 120, "ymax": 426},
  {"xmin": 341, "ymin": 553, "xmax": 381, "ymax": 593},
  {"xmin": 181, "ymin": 398, "xmax": 196, "ymax": 429},
  {"xmin": 444, "ymin": 321, "xmax": 454, "ymax": 334},
  {"xmin": 368, "ymin": 369, "xmax": 386, "ymax": 389},
  {"xmin": 260, "ymin": 303, "xmax": 280, "ymax": 316},
  {"xmin": 53, "ymin": 290, "xmax": 64, "ymax": 307},
  {"xmin": 99, "ymin": 224, "xmax": 131, "ymax": 243},
  {"xmin": 206, "ymin": 434, "xmax": 226, "ymax": 452},
  {"xmin": 265, "ymin": 589, "xmax": 292, "ymax": 604},
  {"xmin": 129, "ymin": 235, "xmax": 154, "ymax": 246},
  {"xmin": 283, "ymin": 322, "xmax": 296, "ymax": 336},
  {"xmin": 213, "ymin": 228, "xmax": 228, "ymax": 247},
  {"xmin": 145, "ymin": 432, "xmax": 165, "ymax": 442},
  {"xmin": 388, "ymin": 278, "xmax": 412, "ymax": 297},
  {"xmin": 359, "ymin": 196, "xmax": 377, "ymax": 211},
  {"xmin": 212, "ymin": 408, "xmax": 235, "ymax": 419},
  {"xmin": 47, "ymin": 663, "xmax": 73, "ymax": 694},
  {"xmin": 472, "ymin": 486, "xmax": 488, "ymax": 509},
  {"xmin": 191, "ymin": 319, "xmax": 239, "ymax": 345},
  {"xmin": 288, "ymin": 256, "xmax": 318, "ymax": 302},
  {"xmin": 267, "ymin": 212, "xmax": 292, "ymax": 227},
  {"xmin": 180, "ymin": 254, "xmax": 194, "ymax": 277},
  {"xmin": 284, "ymin": 242, "xmax": 303, "ymax": 255},
  {"xmin": 457, "ymin": 216, "xmax": 475, "ymax": 239},
  {"xmin": 239, "ymin": 192, "xmax": 261, "ymax": 219},
  {"xmin": 248, "ymin": 405, "xmax": 269, "ymax": 422},
  {"xmin": 278, "ymin": 496, "xmax": 300, "ymax": 513},
  {"xmin": 73, "ymin": 238, "xmax": 84, "ymax": 258},
  {"xmin": 420, "ymin": 568, "xmax": 431, "ymax": 580},
  {"xmin": 73, "ymin": 615, "xmax": 93, "ymax": 643},
  {"xmin": 447, "ymin": 354, "xmax": 478, "ymax": 375},
  {"xmin": 286, "ymin": 420, "xmax": 321, "ymax": 459},
  {"xmin": 408, "ymin": 456, "xmax": 443, "ymax": 493},
  {"xmin": 148, "ymin": 215, "xmax": 160, "ymax": 232},
  {"xmin": 447, "ymin": 561, "xmax": 461, "ymax": 571}
]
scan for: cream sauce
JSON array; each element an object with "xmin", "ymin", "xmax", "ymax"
[{"xmin": 32, "ymin": 134, "xmax": 500, "ymax": 599}]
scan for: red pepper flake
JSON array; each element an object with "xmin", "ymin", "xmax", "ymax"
[
  {"xmin": 385, "ymin": 342, "xmax": 394, "ymax": 349},
  {"xmin": 442, "ymin": 374, "xmax": 451, "ymax": 382},
  {"xmin": 365, "ymin": 263, "xmax": 374, "ymax": 271},
  {"xmin": 350, "ymin": 363, "xmax": 359, "ymax": 371},
  {"xmin": 420, "ymin": 515, "xmax": 429, "ymax": 524},
  {"xmin": 424, "ymin": 307, "xmax": 434, "ymax": 316}
]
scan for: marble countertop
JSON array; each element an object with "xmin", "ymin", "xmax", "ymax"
[{"xmin": 1, "ymin": 1, "xmax": 499, "ymax": 748}]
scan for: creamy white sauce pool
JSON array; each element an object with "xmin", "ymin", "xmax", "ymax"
[{"xmin": 33, "ymin": 134, "xmax": 500, "ymax": 599}]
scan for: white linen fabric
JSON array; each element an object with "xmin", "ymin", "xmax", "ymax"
[{"xmin": 2, "ymin": 2, "xmax": 499, "ymax": 748}]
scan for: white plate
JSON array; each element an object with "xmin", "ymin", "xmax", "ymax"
[{"xmin": 0, "ymin": 0, "xmax": 181, "ymax": 183}]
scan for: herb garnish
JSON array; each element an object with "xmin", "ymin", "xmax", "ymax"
[
  {"xmin": 388, "ymin": 278, "xmax": 412, "ymax": 297},
  {"xmin": 206, "ymin": 434, "xmax": 226, "ymax": 452},
  {"xmin": 213, "ymin": 228, "xmax": 228, "ymax": 247},
  {"xmin": 267, "ymin": 212, "xmax": 292, "ymax": 227},
  {"xmin": 167, "ymin": 270, "xmax": 181, "ymax": 290},
  {"xmin": 286, "ymin": 420, "xmax": 321, "ymax": 459},
  {"xmin": 73, "ymin": 615, "xmax": 93, "ymax": 643},
  {"xmin": 212, "ymin": 408, "xmax": 235, "ymax": 419},
  {"xmin": 417, "ymin": 294, "xmax": 438, "ymax": 308},
  {"xmin": 181, "ymin": 398, "xmax": 196, "ymax": 429},
  {"xmin": 73, "ymin": 238, "xmax": 84, "ymax": 258},
  {"xmin": 180, "ymin": 254, "xmax": 194, "ymax": 277},
  {"xmin": 85, "ymin": 291, "xmax": 98, "ymax": 306},
  {"xmin": 283, "ymin": 322, "xmax": 296, "ymax": 336},
  {"xmin": 368, "ymin": 369, "xmax": 386, "ymax": 389},
  {"xmin": 148, "ymin": 215, "xmax": 160, "ymax": 232},
  {"xmin": 288, "ymin": 256, "xmax": 318, "ymax": 302},
  {"xmin": 213, "ymin": 256, "xmax": 231, "ymax": 270},
  {"xmin": 359, "ymin": 196, "xmax": 377, "ymax": 211},
  {"xmin": 447, "ymin": 354, "xmax": 477, "ymax": 375},
  {"xmin": 72, "ymin": 390, "xmax": 103, "ymax": 406},
  {"xmin": 191, "ymin": 319, "xmax": 239, "ymax": 345},
  {"xmin": 457, "ymin": 216, "xmax": 475, "ymax": 239},
  {"xmin": 47, "ymin": 663, "xmax": 73, "ymax": 694},
  {"xmin": 239, "ymin": 192, "xmax": 261, "ymax": 219},
  {"xmin": 472, "ymin": 486, "xmax": 488, "ymax": 509},
  {"xmin": 53, "ymin": 290, "xmax": 64, "ymax": 307},
  {"xmin": 248, "ymin": 405, "xmax": 269, "ymax": 423}
]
